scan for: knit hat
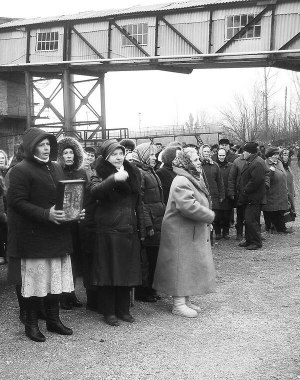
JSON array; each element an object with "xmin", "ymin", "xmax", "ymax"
[
  {"xmin": 132, "ymin": 142, "xmax": 156, "ymax": 166},
  {"xmin": 243, "ymin": 142, "xmax": 258, "ymax": 154},
  {"xmin": 100, "ymin": 139, "xmax": 125, "ymax": 160},
  {"xmin": 265, "ymin": 146, "xmax": 280, "ymax": 158},
  {"xmin": 119, "ymin": 139, "xmax": 136, "ymax": 152},
  {"xmin": 84, "ymin": 146, "xmax": 96, "ymax": 154},
  {"xmin": 219, "ymin": 138, "xmax": 230, "ymax": 145},
  {"xmin": 161, "ymin": 146, "xmax": 181, "ymax": 167}
]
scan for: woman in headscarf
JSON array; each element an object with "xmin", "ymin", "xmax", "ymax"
[
  {"xmin": 90, "ymin": 139, "xmax": 144, "ymax": 326},
  {"xmin": 57, "ymin": 137, "xmax": 88, "ymax": 310},
  {"xmin": 7, "ymin": 127, "xmax": 76, "ymax": 342},
  {"xmin": 279, "ymin": 148, "xmax": 296, "ymax": 216},
  {"xmin": 0, "ymin": 149, "xmax": 8, "ymax": 178},
  {"xmin": 263, "ymin": 147, "xmax": 291, "ymax": 234},
  {"xmin": 131, "ymin": 142, "xmax": 166, "ymax": 303},
  {"xmin": 153, "ymin": 147, "xmax": 216, "ymax": 318}
]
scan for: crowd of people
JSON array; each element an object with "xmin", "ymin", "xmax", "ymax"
[{"xmin": 0, "ymin": 129, "xmax": 296, "ymax": 342}]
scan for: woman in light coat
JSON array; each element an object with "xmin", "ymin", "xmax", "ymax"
[{"xmin": 153, "ymin": 147, "xmax": 216, "ymax": 318}]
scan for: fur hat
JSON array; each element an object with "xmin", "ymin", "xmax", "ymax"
[
  {"xmin": 100, "ymin": 139, "xmax": 125, "ymax": 160},
  {"xmin": 161, "ymin": 146, "xmax": 181, "ymax": 167},
  {"xmin": 57, "ymin": 136, "xmax": 85, "ymax": 170},
  {"xmin": 119, "ymin": 139, "xmax": 136, "ymax": 152},
  {"xmin": 243, "ymin": 142, "xmax": 258, "ymax": 154},
  {"xmin": 219, "ymin": 138, "xmax": 230, "ymax": 145},
  {"xmin": 265, "ymin": 146, "xmax": 280, "ymax": 158}
]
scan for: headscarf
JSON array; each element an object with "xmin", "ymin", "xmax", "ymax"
[
  {"xmin": 132, "ymin": 142, "xmax": 156, "ymax": 166},
  {"xmin": 173, "ymin": 151, "xmax": 201, "ymax": 181},
  {"xmin": 199, "ymin": 144, "xmax": 214, "ymax": 165},
  {"xmin": 173, "ymin": 151, "xmax": 210, "ymax": 199}
]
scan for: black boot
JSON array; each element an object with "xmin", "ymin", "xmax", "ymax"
[
  {"xmin": 16, "ymin": 285, "xmax": 26, "ymax": 325},
  {"xmin": 69, "ymin": 291, "xmax": 83, "ymax": 308},
  {"xmin": 60, "ymin": 293, "xmax": 73, "ymax": 310},
  {"xmin": 24, "ymin": 297, "xmax": 46, "ymax": 342},
  {"xmin": 37, "ymin": 298, "xmax": 47, "ymax": 321},
  {"xmin": 45, "ymin": 294, "xmax": 73, "ymax": 335}
]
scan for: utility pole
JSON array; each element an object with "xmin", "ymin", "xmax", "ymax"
[{"xmin": 284, "ymin": 86, "xmax": 287, "ymax": 131}]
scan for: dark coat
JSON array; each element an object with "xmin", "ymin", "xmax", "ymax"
[
  {"xmin": 133, "ymin": 161, "xmax": 166, "ymax": 246},
  {"xmin": 227, "ymin": 155, "xmax": 247, "ymax": 206},
  {"xmin": 90, "ymin": 158, "xmax": 144, "ymax": 286},
  {"xmin": 262, "ymin": 159, "xmax": 289, "ymax": 212},
  {"xmin": 7, "ymin": 128, "xmax": 72, "ymax": 259},
  {"xmin": 238, "ymin": 154, "xmax": 268, "ymax": 205},
  {"xmin": 201, "ymin": 161, "xmax": 225, "ymax": 210},
  {"xmin": 156, "ymin": 165, "xmax": 177, "ymax": 205},
  {"xmin": 217, "ymin": 161, "xmax": 233, "ymax": 210}
]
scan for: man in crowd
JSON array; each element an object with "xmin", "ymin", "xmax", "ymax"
[
  {"xmin": 237, "ymin": 142, "xmax": 269, "ymax": 250},
  {"xmin": 211, "ymin": 138, "xmax": 239, "ymax": 163}
]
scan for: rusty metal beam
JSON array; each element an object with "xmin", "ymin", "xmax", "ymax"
[
  {"xmin": 111, "ymin": 20, "xmax": 150, "ymax": 57},
  {"xmin": 71, "ymin": 26, "xmax": 105, "ymax": 59},
  {"xmin": 216, "ymin": 5, "xmax": 272, "ymax": 53},
  {"xmin": 159, "ymin": 16, "xmax": 203, "ymax": 54}
]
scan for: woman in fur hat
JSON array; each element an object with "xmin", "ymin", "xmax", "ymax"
[
  {"xmin": 90, "ymin": 139, "xmax": 145, "ymax": 326},
  {"xmin": 57, "ymin": 137, "xmax": 88, "ymax": 310}
]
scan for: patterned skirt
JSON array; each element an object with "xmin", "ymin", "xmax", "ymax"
[{"xmin": 21, "ymin": 255, "xmax": 74, "ymax": 298}]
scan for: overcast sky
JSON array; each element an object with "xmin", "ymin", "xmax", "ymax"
[{"xmin": 2, "ymin": 0, "xmax": 295, "ymax": 132}]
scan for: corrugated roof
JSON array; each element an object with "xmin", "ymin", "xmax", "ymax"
[{"xmin": 0, "ymin": 0, "xmax": 255, "ymax": 29}]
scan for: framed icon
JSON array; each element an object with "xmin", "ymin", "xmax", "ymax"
[{"xmin": 55, "ymin": 180, "xmax": 85, "ymax": 221}]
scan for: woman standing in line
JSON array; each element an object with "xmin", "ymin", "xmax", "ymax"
[
  {"xmin": 90, "ymin": 139, "xmax": 144, "ymax": 326},
  {"xmin": 263, "ymin": 147, "xmax": 291, "ymax": 234},
  {"xmin": 57, "ymin": 136, "xmax": 88, "ymax": 310},
  {"xmin": 153, "ymin": 148, "xmax": 216, "ymax": 318},
  {"xmin": 7, "ymin": 127, "xmax": 75, "ymax": 342},
  {"xmin": 132, "ymin": 142, "xmax": 166, "ymax": 303},
  {"xmin": 279, "ymin": 148, "xmax": 296, "ymax": 215}
]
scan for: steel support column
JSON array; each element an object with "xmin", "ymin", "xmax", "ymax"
[
  {"xmin": 25, "ymin": 71, "xmax": 33, "ymax": 129},
  {"xmin": 100, "ymin": 73, "xmax": 106, "ymax": 139},
  {"xmin": 63, "ymin": 69, "xmax": 73, "ymax": 134}
]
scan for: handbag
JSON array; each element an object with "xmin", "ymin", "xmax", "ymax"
[{"xmin": 283, "ymin": 209, "xmax": 296, "ymax": 223}]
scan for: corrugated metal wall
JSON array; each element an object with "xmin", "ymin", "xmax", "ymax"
[
  {"xmin": 0, "ymin": 31, "xmax": 26, "ymax": 65},
  {"xmin": 0, "ymin": 2, "xmax": 300, "ymax": 64}
]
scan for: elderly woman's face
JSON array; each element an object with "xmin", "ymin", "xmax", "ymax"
[
  {"xmin": 202, "ymin": 146, "xmax": 211, "ymax": 159},
  {"xmin": 281, "ymin": 150, "xmax": 289, "ymax": 163},
  {"xmin": 189, "ymin": 151, "xmax": 202, "ymax": 172},
  {"xmin": 63, "ymin": 148, "xmax": 74, "ymax": 166},
  {"xmin": 0, "ymin": 153, "xmax": 6, "ymax": 168},
  {"xmin": 149, "ymin": 146, "xmax": 157, "ymax": 167},
  {"xmin": 34, "ymin": 138, "xmax": 50, "ymax": 160},
  {"xmin": 107, "ymin": 148, "xmax": 124, "ymax": 169}
]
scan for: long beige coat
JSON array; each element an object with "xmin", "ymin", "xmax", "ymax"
[{"xmin": 153, "ymin": 167, "xmax": 216, "ymax": 297}]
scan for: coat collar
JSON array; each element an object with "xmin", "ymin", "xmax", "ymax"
[{"xmin": 173, "ymin": 167, "xmax": 211, "ymax": 201}]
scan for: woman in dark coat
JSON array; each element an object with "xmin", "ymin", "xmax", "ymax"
[
  {"xmin": 156, "ymin": 146, "xmax": 181, "ymax": 205},
  {"xmin": 214, "ymin": 148, "xmax": 233, "ymax": 239},
  {"xmin": 7, "ymin": 127, "xmax": 74, "ymax": 342},
  {"xmin": 57, "ymin": 136, "xmax": 88, "ymax": 310},
  {"xmin": 263, "ymin": 147, "xmax": 291, "ymax": 234},
  {"xmin": 132, "ymin": 142, "xmax": 166, "ymax": 302},
  {"xmin": 90, "ymin": 139, "xmax": 144, "ymax": 326}
]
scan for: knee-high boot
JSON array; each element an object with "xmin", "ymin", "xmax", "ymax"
[
  {"xmin": 16, "ymin": 285, "xmax": 26, "ymax": 325},
  {"xmin": 172, "ymin": 297, "xmax": 198, "ymax": 318},
  {"xmin": 23, "ymin": 296, "xmax": 46, "ymax": 342},
  {"xmin": 45, "ymin": 294, "xmax": 73, "ymax": 335}
]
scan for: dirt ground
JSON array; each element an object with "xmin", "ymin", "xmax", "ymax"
[{"xmin": 0, "ymin": 161, "xmax": 300, "ymax": 380}]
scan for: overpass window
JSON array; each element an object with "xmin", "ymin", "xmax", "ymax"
[
  {"xmin": 226, "ymin": 14, "xmax": 261, "ymax": 40},
  {"xmin": 36, "ymin": 31, "xmax": 59, "ymax": 51},
  {"xmin": 122, "ymin": 23, "xmax": 148, "ymax": 46}
]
